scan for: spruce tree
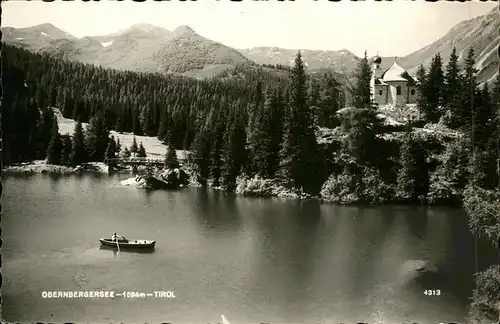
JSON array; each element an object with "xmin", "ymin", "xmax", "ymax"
[
  {"xmin": 165, "ymin": 145, "xmax": 179, "ymax": 169},
  {"xmin": 423, "ymin": 54, "xmax": 444, "ymax": 123},
  {"xmin": 268, "ymin": 90, "xmax": 285, "ymax": 178},
  {"xmin": 308, "ymin": 76, "xmax": 320, "ymax": 125},
  {"xmin": 190, "ymin": 125, "xmax": 211, "ymax": 183},
  {"xmin": 46, "ymin": 120, "xmax": 63, "ymax": 165},
  {"xmin": 130, "ymin": 135, "xmax": 138, "ymax": 157},
  {"xmin": 443, "ymin": 47, "xmax": 462, "ymax": 128},
  {"xmin": 137, "ymin": 142, "xmax": 147, "ymax": 158},
  {"xmin": 70, "ymin": 120, "xmax": 87, "ymax": 166},
  {"xmin": 415, "ymin": 64, "xmax": 428, "ymax": 120},
  {"xmin": 38, "ymin": 106, "xmax": 55, "ymax": 159},
  {"xmin": 317, "ymin": 71, "xmax": 343, "ymax": 128},
  {"xmin": 460, "ymin": 47, "xmax": 478, "ymax": 132},
  {"xmin": 86, "ymin": 112, "xmax": 109, "ymax": 162},
  {"xmin": 158, "ymin": 108, "xmax": 172, "ymax": 142},
  {"xmin": 105, "ymin": 135, "xmax": 117, "ymax": 163},
  {"xmin": 221, "ymin": 110, "xmax": 247, "ymax": 191},
  {"xmin": 60, "ymin": 133, "xmax": 73, "ymax": 166},
  {"xmin": 278, "ymin": 52, "xmax": 320, "ymax": 194},
  {"xmin": 351, "ymin": 51, "xmax": 373, "ymax": 109},
  {"xmin": 122, "ymin": 146, "xmax": 131, "ymax": 159},
  {"xmin": 248, "ymin": 90, "xmax": 270, "ymax": 176},
  {"xmin": 132, "ymin": 110, "xmax": 142, "ymax": 135},
  {"xmin": 115, "ymin": 137, "xmax": 121, "ymax": 156},
  {"xmin": 210, "ymin": 127, "xmax": 223, "ymax": 188}
]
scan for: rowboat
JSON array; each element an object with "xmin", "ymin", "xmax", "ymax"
[{"xmin": 99, "ymin": 237, "xmax": 156, "ymax": 249}]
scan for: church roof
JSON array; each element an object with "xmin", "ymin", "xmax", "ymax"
[
  {"xmin": 374, "ymin": 79, "xmax": 388, "ymax": 86},
  {"xmin": 382, "ymin": 61, "xmax": 414, "ymax": 83}
]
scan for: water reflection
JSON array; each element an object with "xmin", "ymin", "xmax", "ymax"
[
  {"xmin": 190, "ymin": 188, "xmax": 243, "ymax": 234},
  {"xmin": 98, "ymin": 244, "xmax": 155, "ymax": 255},
  {"xmin": 403, "ymin": 206, "xmax": 429, "ymax": 239}
]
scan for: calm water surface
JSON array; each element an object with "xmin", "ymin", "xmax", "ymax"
[{"xmin": 1, "ymin": 174, "xmax": 496, "ymax": 324}]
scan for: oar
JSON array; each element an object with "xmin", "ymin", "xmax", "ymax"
[{"xmin": 116, "ymin": 237, "xmax": 120, "ymax": 252}]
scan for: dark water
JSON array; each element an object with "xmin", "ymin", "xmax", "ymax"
[{"xmin": 1, "ymin": 174, "xmax": 496, "ymax": 324}]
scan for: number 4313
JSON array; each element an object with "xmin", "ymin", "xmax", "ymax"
[{"xmin": 424, "ymin": 289, "xmax": 441, "ymax": 296}]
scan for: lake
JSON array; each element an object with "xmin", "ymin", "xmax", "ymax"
[{"xmin": 1, "ymin": 173, "xmax": 496, "ymax": 324}]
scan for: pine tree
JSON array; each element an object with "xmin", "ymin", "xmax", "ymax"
[
  {"xmin": 122, "ymin": 146, "xmax": 131, "ymax": 159},
  {"xmin": 164, "ymin": 144, "xmax": 179, "ymax": 169},
  {"xmin": 46, "ymin": 120, "xmax": 63, "ymax": 165},
  {"xmin": 70, "ymin": 120, "xmax": 87, "ymax": 166},
  {"xmin": 115, "ymin": 137, "xmax": 121, "ymax": 156},
  {"xmin": 158, "ymin": 108, "xmax": 170, "ymax": 142},
  {"xmin": 132, "ymin": 109, "xmax": 142, "ymax": 135},
  {"xmin": 105, "ymin": 135, "xmax": 117, "ymax": 163},
  {"xmin": 59, "ymin": 134, "xmax": 72, "ymax": 166},
  {"xmin": 278, "ymin": 52, "xmax": 320, "ymax": 194},
  {"xmin": 255, "ymin": 90, "xmax": 276, "ymax": 178},
  {"xmin": 443, "ymin": 47, "xmax": 463, "ymax": 128},
  {"xmin": 137, "ymin": 142, "xmax": 147, "ymax": 158},
  {"xmin": 308, "ymin": 76, "xmax": 320, "ymax": 125},
  {"xmin": 221, "ymin": 111, "xmax": 247, "ymax": 191},
  {"xmin": 351, "ymin": 51, "xmax": 373, "ymax": 109},
  {"xmin": 130, "ymin": 135, "xmax": 138, "ymax": 157},
  {"xmin": 38, "ymin": 106, "xmax": 55, "ymax": 159},
  {"xmin": 210, "ymin": 127, "xmax": 223, "ymax": 188},
  {"xmin": 460, "ymin": 47, "xmax": 478, "ymax": 133},
  {"xmin": 473, "ymin": 84, "xmax": 495, "ymax": 149},
  {"xmin": 190, "ymin": 120, "xmax": 212, "ymax": 184},
  {"xmin": 86, "ymin": 112, "xmax": 109, "ymax": 162},
  {"xmin": 422, "ymin": 54, "xmax": 444, "ymax": 123},
  {"xmin": 316, "ymin": 71, "xmax": 343, "ymax": 128},
  {"xmin": 268, "ymin": 90, "xmax": 285, "ymax": 178},
  {"xmin": 415, "ymin": 64, "xmax": 428, "ymax": 120}
]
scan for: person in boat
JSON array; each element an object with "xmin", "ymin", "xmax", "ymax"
[{"xmin": 112, "ymin": 232, "xmax": 127, "ymax": 242}]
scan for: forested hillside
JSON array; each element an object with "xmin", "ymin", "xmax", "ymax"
[{"xmin": 2, "ymin": 43, "xmax": 499, "ymax": 205}]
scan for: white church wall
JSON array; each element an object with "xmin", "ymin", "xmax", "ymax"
[
  {"xmin": 387, "ymin": 81, "xmax": 408, "ymax": 104},
  {"xmin": 374, "ymin": 85, "xmax": 388, "ymax": 105}
]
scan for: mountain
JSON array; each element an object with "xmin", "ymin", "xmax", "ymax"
[
  {"xmin": 2, "ymin": 23, "xmax": 76, "ymax": 50},
  {"xmin": 239, "ymin": 47, "xmax": 360, "ymax": 75},
  {"xmin": 240, "ymin": 7, "xmax": 498, "ymax": 86},
  {"xmin": 1, "ymin": 23, "xmax": 253, "ymax": 78},
  {"xmin": 374, "ymin": 7, "xmax": 499, "ymax": 85},
  {"xmin": 2, "ymin": 7, "xmax": 498, "ymax": 83}
]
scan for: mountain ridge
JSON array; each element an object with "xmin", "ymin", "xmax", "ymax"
[{"xmin": 2, "ymin": 6, "xmax": 497, "ymax": 83}]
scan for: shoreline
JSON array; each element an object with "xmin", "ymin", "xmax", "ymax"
[
  {"xmin": 2, "ymin": 161, "xmax": 463, "ymax": 208},
  {"xmin": 2, "ymin": 160, "xmax": 110, "ymax": 175}
]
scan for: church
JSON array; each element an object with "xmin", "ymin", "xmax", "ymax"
[{"xmin": 370, "ymin": 56, "xmax": 418, "ymax": 106}]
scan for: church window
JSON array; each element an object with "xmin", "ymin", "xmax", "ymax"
[
  {"xmin": 411, "ymin": 89, "xmax": 415, "ymax": 95},
  {"xmin": 396, "ymin": 86, "xmax": 402, "ymax": 95},
  {"xmin": 378, "ymin": 90, "xmax": 383, "ymax": 96}
]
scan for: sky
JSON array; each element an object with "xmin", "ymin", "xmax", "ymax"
[{"xmin": 2, "ymin": 0, "xmax": 497, "ymax": 57}]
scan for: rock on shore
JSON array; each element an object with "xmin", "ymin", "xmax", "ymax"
[{"xmin": 120, "ymin": 168, "xmax": 190, "ymax": 189}]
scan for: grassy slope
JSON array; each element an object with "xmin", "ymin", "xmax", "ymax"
[{"xmin": 54, "ymin": 108, "xmax": 188, "ymax": 161}]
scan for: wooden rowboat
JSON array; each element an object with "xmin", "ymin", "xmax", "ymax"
[{"xmin": 99, "ymin": 238, "xmax": 156, "ymax": 249}]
